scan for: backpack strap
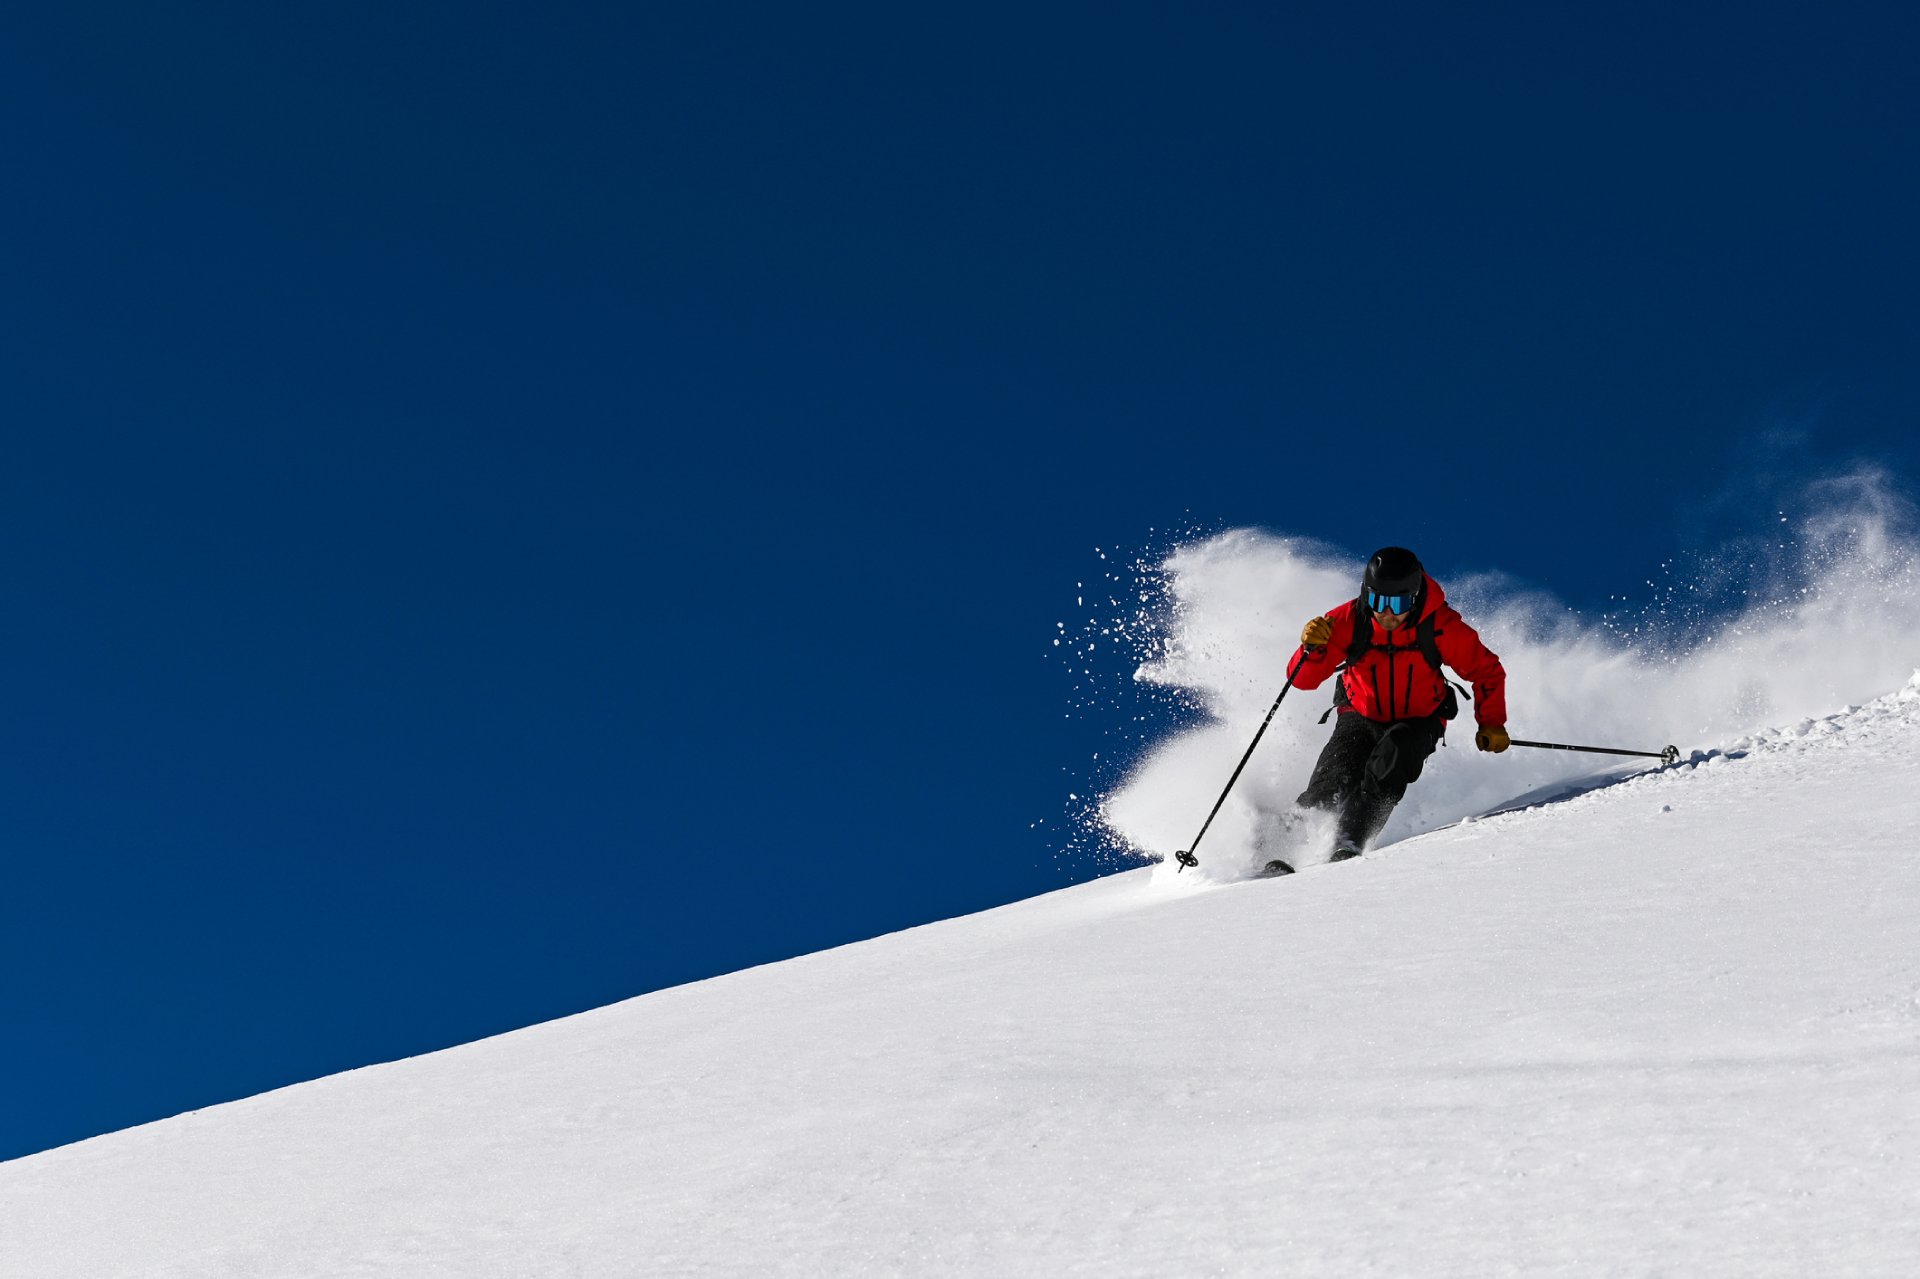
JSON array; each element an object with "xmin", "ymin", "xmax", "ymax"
[
  {"xmin": 1339, "ymin": 597, "xmax": 1372, "ymax": 669},
  {"xmin": 1322, "ymin": 599, "xmax": 1371, "ymax": 723},
  {"xmin": 1415, "ymin": 612, "xmax": 1472, "ymax": 707},
  {"xmin": 1324, "ymin": 604, "xmax": 1470, "ymax": 722},
  {"xmin": 1413, "ymin": 612, "xmax": 1441, "ymax": 673}
]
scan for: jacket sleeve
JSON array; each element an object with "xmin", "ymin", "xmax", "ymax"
[
  {"xmin": 1436, "ymin": 606, "xmax": 1508, "ymax": 726},
  {"xmin": 1287, "ymin": 603, "xmax": 1355, "ymax": 692}
]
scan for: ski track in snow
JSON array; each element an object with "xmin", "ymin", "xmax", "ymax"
[{"xmin": 6, "ymin": 676, "xmax": 1920, "ymax": 1276}]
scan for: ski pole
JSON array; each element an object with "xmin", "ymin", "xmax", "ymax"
[
  {"xmin": 1507, "ymin": 738, "xmax": 1682, "ymax": 766},
  {"xmin": 1172, "ymin": 648, "xmax": 1317, "ymax": 872}
]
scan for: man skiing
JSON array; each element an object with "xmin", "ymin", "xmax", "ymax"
[{"xmin": 1268, "ymin": 547, "xmax": 1508, "ymax": 873}]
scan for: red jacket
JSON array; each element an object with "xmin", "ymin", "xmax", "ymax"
[{"xmin": 1289, "ymin": 574, "xmax": 1507, "ymax": 727}]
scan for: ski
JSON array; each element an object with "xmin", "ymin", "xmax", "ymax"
[{"xmin": 1255, "ymin": 847, "xmax": 1364, "ymax": 878}]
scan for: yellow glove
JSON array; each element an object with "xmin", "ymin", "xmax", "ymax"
[
  {"xmin": 1475, "ymin": 724, "xmax": 1511, "ymax": 753},
  {"xmin": 1301, "ymin": 616, "xmax": 1333, "ymax": 648}
]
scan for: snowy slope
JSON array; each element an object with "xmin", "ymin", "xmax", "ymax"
[{"xmin": 7, "ymin": 677, "xmax": 1920, "ymax": 1277}]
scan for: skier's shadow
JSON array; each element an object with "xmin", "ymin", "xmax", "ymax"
[{"xmin": 1459, "ymin": 748, "xmax": 1733, "ymax": 824}]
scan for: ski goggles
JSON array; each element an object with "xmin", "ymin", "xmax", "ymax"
[{"xmin": 1366, "ymin": 588, "xmax": 1417, "ymax": 615}]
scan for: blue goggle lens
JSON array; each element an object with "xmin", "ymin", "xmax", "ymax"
[{"xmin": 1368, "ymin": 589, "xmax": 1413, "ymax": 614}]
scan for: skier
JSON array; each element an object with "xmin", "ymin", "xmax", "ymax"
[{"xmin": 1271, "ymin": 547, "xmax": 1508, "ymax": 872}]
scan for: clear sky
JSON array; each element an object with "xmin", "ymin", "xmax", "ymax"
[{"xmin": 4, "ymin": 1, "xmax": 1918, "ymax": 1160}]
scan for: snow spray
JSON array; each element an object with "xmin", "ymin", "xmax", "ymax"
[{"xmin": 1083, "ymin": 469, "xmax": 1920, "ymax": 883}]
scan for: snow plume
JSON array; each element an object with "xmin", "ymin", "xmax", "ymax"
[{"xmin": 1097, "ymin": 469, "xmax": 1920, "ymax": 883}]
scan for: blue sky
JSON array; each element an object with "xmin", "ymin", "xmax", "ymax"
[{"xmin": 4, "ymin": 1, "xmax": 1918, "ymax": 1160}]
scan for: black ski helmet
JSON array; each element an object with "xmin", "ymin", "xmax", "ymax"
[{"xmin": 1363, "ymin": 547, "xmax": 1425, "ymax": 608}]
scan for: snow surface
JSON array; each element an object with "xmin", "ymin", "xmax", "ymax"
[{"xmin": 6, "ymin": 675, "xmax": 1920, "ymax": 1275}]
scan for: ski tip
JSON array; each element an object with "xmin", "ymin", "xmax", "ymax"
[{"xmin": 1259, "ymin": 859, "xmax": 1296, "ymax": 877}]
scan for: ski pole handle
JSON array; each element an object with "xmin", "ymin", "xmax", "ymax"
[{"xmin": 1508, "ymin": 738, "xmax": 1681, "ymax": 766}]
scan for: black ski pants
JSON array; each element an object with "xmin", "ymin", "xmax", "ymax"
[{"xmin": 1295, "ymin": 710, "xmax": 1447, "ymax": 850}]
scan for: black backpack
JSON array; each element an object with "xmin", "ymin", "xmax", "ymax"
[{"xmin": 1322, "ymin": 599, "xmax": 1469, "ymax": 723}]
